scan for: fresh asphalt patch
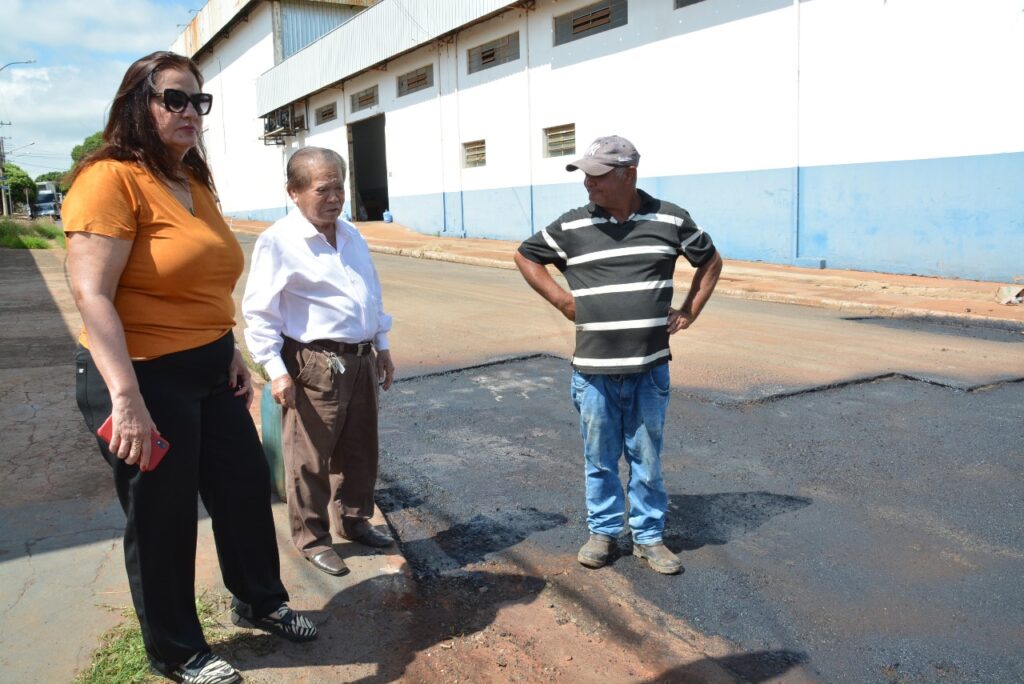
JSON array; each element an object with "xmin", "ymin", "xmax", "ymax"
[
  {"xmin": 843, "ymin": 314, "xmax": 1024, "ymax": 338},
  {"xmin": 378, "ymin": 355, "xmax": 1024, "ymax": 684}
]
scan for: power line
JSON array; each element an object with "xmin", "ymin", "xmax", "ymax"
[
  {"xmin": 6, "ymin": 148, "xmax": 70, "ymax": 155},
  {"xmin": 10, "ymin": 153, "xmax": 71, "ymax": 160},
  {"xmin": 7, "ymin": 152, "xmax": 73, "ymax": 159},
  {"xmin": 8, "ymin": 158, "xmax": 63, "ymax": 166},
  {"xmin": 7, "ymin": 161, "xmax": 66, "ymax": 172}
]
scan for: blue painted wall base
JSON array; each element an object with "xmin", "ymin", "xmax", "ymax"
[{"xmin": 379, "ymin": 151, "xmax": 1023, "ymax": 282}]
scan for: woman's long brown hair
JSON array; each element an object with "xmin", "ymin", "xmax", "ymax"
[{"xmin": 70, "ymin": 51, "xmax": 214, "ymax": 191}]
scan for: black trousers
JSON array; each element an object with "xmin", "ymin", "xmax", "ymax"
[{"xmin": 75, "ymin": 333, "xmax": 288, "ymax": 675}]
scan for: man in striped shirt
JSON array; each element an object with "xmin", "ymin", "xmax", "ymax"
[{"xmin": 514, "ymin": 135, "xmax": 722, "ymax": 575}]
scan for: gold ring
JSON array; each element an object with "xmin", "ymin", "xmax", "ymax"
[{"xmin": 129, "ymin": 443, "xmax": 141, "ymax": 455}]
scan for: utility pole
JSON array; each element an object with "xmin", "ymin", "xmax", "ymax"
[
  {"xmin": 0, "ymin": 130, "xmax": 10, "ymax": 217},
  {"xmin": 0, "ymin": 61, "xmax": 35, "ymax": 217}
]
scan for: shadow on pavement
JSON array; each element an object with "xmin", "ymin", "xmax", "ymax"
[
  {"xmin": 642, "ymin": 649, "xmax": 810, "ymax": 683},
  {"xmin": 226, "ymin": 570, "xmax": 546, "ymax": 683},
  {"xmin": 378, "ymin": 482, "xmax": 568, "ymax": 578},
  {"xmin": 376, "ymin": 473, "xmax": 814, "ymax": 681},
  {"xmin": 0, "ymin": 250, "xmax": 77, "ymax": 370},
  {"xmin": 0, "ymin": 248, "xmax": 115, "ymax": 562},
  {"xmin": 403, "ymin": 511, "xmax": 568, "ymax": 578},
  {"xmin": 665, "ymin": 491, "xmax": 813, "ymax": 551}
]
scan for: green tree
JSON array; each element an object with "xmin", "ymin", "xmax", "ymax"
[
  {"xmin": 3, "ymin": 163, "xmax": 36, "ymax": 205},
  {"xmin": 35, "ymin": 170, "xmax": 71, "ymax": 194},
  {"xmin": 70, "ymin": 131, "xmax": 104, "ymax": 166}
]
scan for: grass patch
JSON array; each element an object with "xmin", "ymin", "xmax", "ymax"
[
  {"xmin": 0, "ymin": 218, "xmax": 65, "ymax": 249},
  {"xmin": 75, "ymin": 605, "xmax": 153, "ymax": 684},
  {"xmin": 75, "ymin": 592, "xmax": 275, "ymax": 684},
  {"xmin": 242, "ymin": 347, "xmax": 270, "ymax": 383}
]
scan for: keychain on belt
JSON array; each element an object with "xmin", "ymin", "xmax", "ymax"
[{"xmin": 325, "ymin": 351, "xmax": 345, "ymax": 375}]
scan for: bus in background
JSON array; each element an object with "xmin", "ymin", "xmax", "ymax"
[{"xmin": 31, "ymin": 181, "xmax": 61, "ymax": 220}]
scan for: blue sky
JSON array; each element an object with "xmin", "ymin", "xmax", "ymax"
[{"xmin": 0, "ymin": 0, "xmax": 195, "ymax": 177}]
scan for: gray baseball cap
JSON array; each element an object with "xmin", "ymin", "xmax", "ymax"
[{"xmin": 566, "ymin": 135, "xmax": 640, "ymax": 174}]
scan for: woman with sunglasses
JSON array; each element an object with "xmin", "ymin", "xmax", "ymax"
[{"xmin": 62, "ymin": 51, "xmax": 315, "ymax": 684}]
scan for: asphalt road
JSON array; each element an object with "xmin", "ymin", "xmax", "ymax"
[
  {"xmin": 365, "ymin": 253, "xmax": 1024, "ymax": 683},
  {"xmin": 5, "ymin": 236, "xmax": 1018, "ymax": 682}
]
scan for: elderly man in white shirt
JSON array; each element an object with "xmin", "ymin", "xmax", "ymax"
[{"xmin": 243, "ymin": 147, "xmax": 395, "ymax": 577}]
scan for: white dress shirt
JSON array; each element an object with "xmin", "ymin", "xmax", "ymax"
[{"xmin": 242, "ymin": 210, "xmax": 392, "ymax": 381}]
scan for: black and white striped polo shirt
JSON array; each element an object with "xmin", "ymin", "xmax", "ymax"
[{"xmin": 518, "ymin": 190, "xmax": 716, "ymax": 375}]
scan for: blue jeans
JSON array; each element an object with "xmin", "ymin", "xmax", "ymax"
[{"xmin": 570, "ymin": 363, "xmax": 671, "ymax": 544}]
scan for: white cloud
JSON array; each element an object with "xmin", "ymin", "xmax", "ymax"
[
  {"xmin": 0, "ymin": 62, "xmax": 130, "ymax": 174},
  {"xmin": 0, "ymin": 0, "xmax": 189, "ymax": 55},
  {"xmin": 0, "ymin": 0, "xmax": 194, "ymax": 175}
]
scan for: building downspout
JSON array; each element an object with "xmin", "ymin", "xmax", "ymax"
[
  {"xmin": 793, "ymin": 0, "xmax": 824, "ymax": 269},
  {"xmin": 438, "ymin": 40, "xmax": 447, "ymax": 233},
  {"xmin": 524, "ymin": 5, "xmax": 535, "ymax": 236},
  {"xmin": 792, "ymin": 0, "xmax": 801, "ymax": 265},
  {"xmin": 271, "ymin": 1, "xmax": 284, "ymax": 65},
  {"xmin": 454, "ymin": 29, "xmax": 466, "ymax": 237}
]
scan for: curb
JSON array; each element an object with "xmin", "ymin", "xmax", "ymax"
[
  {"xmin": 229, "ymin": 228, "xmax": 1022, "ymax": 333},
  {"xmin": 362, "ymin": 244, "xmax": 1024, "ymax": 333},
  {"xmin": 711, "ymin": 288, "xmax": 1024, "ymax": 332},
  {"xmin": 368, "ymin": 245, "xmax": 517, "ymax": 270}
]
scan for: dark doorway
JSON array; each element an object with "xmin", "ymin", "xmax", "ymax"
[{"xmin": 348, "ymin": 115, "xmax": 389, "ymax": 221}]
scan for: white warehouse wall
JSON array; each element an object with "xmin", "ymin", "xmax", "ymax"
[
  {"xmin": 389, "ymin": 0, "xmax": 800, "ymax": 250},
  {"xmin": 798, "ymin": 0, "xmax": 1024, "ymax": 167},
  {"xmin": 521, "ymin": 0, "xmax": 800, "ymax": 263},
  {"xmin": 193, "ymin": 3, "xmax": 290, "ymax": 221},
  {"xmin": 380, "ymin": 46, "xmax": 444, "ymax": 199},
  {"xmin": 197, "ymin": 0, "xmax": 1023, "ymax": 281},
  {"xmin": 792, "ymin": 0, "xmax": 1024, "ymax": 276}
]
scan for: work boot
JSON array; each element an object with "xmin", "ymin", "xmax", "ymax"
[
  {"xmin": 577, "ymin": 533, "xmax": 615, "ymax": 568},
  {"xmin": 633, "ymin": 542, "xmax": 683, "ymax": 575}
]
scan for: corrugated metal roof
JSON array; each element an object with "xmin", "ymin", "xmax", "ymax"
[
  {"xmin": 256, "ymin": 0, "xmax": 518, "ymax": 116},
  {"xmin": 170, "ymin": 1, "xmax": 376, "ymax": 61},
  {"xmin": 170, "ymin": 0, "xmax": 261, "ymax": 59},
  {"xmin": 282, "ymin": 1, "xmax": 365, "ymax": 60}
]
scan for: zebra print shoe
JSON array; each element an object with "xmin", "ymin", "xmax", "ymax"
[
  {"xmin": 231, "ymin": 603, "xmax": 318, "ymax": 642},
  {"xmin": 170, "ymin": 651, "xmax": 241, "ymax": 684}
]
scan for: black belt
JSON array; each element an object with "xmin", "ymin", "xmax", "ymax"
[{"xmin": 310, "ymin": 339, "xmax": 374, "ymax": 356}]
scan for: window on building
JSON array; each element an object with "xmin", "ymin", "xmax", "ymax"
[
  {"xmin": 468, "ymin": 32, "xmax": 520, "ymax": 74},
  {"xmin": 674, "ymin": 0, "xmax": 707, "ymax": 8},
  {"xmin": 397, "ymin": 65, "xmax": 434, "ymax": 97},
  {"xmin": 315, "ymin": 102, "xmax": 337, "ymax": 125},
  {"xmin": 350, "ymin": 85, "xmax": 379, "ymax": 113},
  {"xmin": 544, "ymin": 124, "xmax": 576, "ymax": 158},
  {"xmin": 463, "ymin": 140, "xmax": 486, "ymax": 168},
  {"xmin": 554, "ymin": 0, "xmax": 628, "ymax": 46}
]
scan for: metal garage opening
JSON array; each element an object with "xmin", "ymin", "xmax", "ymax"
[{"xmin": 347, "ymin": 114, "xmax": 389, "ymax": 221}]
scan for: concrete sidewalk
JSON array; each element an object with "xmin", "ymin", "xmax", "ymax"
[
  {"xmin": 228, "ymin": 218, "xmax": 1024, "ymax": 331},
  {"xmin": 0, "ymin": 247, "xmax": 410, "ymax": 684}
]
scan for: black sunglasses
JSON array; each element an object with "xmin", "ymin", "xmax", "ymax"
[{"xmin": 153, "ymin": 88, "xmax": 213, "ymax": 116}]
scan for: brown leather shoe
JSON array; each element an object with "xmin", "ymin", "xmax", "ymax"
[
  {"xmin": 308, "ymin": 549, "xmax": 350, "ymax": 576},
  {"xmin": 342, "ymin": 521, "xmax": 395, "ymax": 548}
]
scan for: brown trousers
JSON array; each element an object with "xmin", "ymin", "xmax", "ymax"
[{"xmin": 281, "ymin": 337, "xmax": 379, "ymax": 557}]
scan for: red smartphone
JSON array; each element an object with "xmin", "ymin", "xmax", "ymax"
[{"xmin": 96, "ymin": 415, "xmax": 170, "ymax": 472}]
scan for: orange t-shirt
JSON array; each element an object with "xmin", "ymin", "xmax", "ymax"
[{"xmin": 62, "ymin": 160, "xmax": 243, "ymax": 359}]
